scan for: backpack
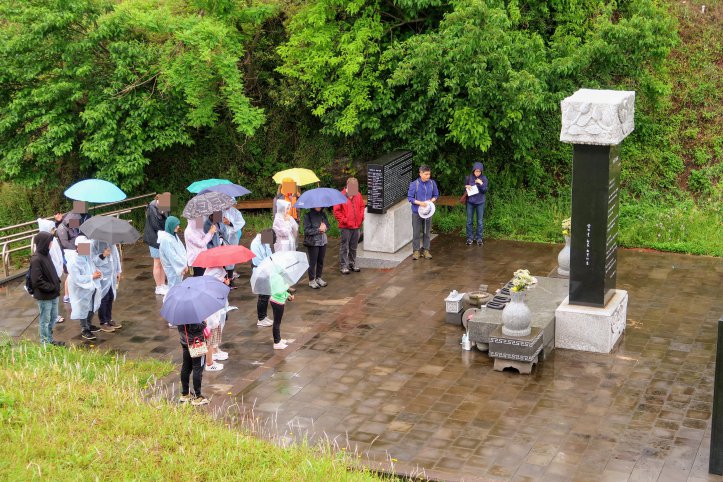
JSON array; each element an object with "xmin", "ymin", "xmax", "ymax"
[{"xmin": 25, "ymin": 265, "xmax": 34, "ymax": 296}]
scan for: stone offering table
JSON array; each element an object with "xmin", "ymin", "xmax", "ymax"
[{"xmin": 466, "ymin": 277, "xmax": 568, "ymax": 359}]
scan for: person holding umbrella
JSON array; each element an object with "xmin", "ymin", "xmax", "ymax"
[
  {"xmin": 66, "ymin": 236, "xmax": 102, "ymax": 340},
  {"xmin": 91, "ymin": 239, "xmax": 122, "ymax": 332},
  {"xmin": 143, "ymin": 194, "xmax": 169, "ymax": 295},
  {"xmin": 158, "ymin": 216, "xmax": 188, "ymax": 292},
  {"xmin": 303, "ymin": 207, "xmax": 329, "ymax": 289}
]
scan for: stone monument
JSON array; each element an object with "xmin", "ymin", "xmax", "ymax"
[
  {"xmin": 555, "ymin": 89, "xmax": 632, "ymax": 353},
  {"xmin": 356, "ymin": 151, "xmax": 415, "ymax": 268}
]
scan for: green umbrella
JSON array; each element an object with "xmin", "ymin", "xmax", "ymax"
[{"xmin": 187, "ymin": 178, "xmax": 232, "ymax": 193}]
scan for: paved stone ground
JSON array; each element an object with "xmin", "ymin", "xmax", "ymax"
[{"xmin": 1, "ymin": 236, "xmax": 721, "ymax": 482}]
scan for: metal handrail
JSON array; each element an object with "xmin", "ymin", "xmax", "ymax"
[{"xmin": 0, "ymin": 193, "xmax": 154, "ymax": 280}]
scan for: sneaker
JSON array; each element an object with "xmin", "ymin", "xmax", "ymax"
[
  {"xmin": 309, "ymin": 279, "xmax": 320, "ymax": 289},
  {"xmin": 287, "ymin": 287, "xmax": 297, "ymax": 294},
  {"xmin": 412, "ymin": 250, "xmax": 420, "ymax": 260},
  {"xmin": 155, "ymin": 285, "xmax": 169, "ymax": 295},
  {"xmin": 55, "ymin": 315, "xmax": 64, "ymax": 324},
  {"xmin": 316, "ymin": 278, "xmax": 328, "ymax": 287},
  {"xmin": 213, "ymin": 350, "xmax": 229, "ymax": 361},
  {"xmin": 257, "ymin": 317, "xmax": 273, "ymax": 327},
  {"xmin": 89, "ymin": 324, "xmax": 101, "ymax": 332},
  {"xmin": 99, "ymin": 324, "xmax": 115, "ymax": 333},
  {"xmin": 108, "ymin": 320, "xmax": 122, "ymax": 329},
  {"xmin": 422, "ymin": 250, "xmax": 433, "ymax": 259},
  {"xmin": 340, "ymin": 268, "xmax": 350, "ymax": 275},
  {"xmin": 350, "ymin": 266, "xmax": 361, "ymax": 272},
  {"xmin": 466, "ymin": 239, "xmax": 473, "ymax": 246},
  {"xmin": 476, "ymin": 239, "xmax": 484, "ymax": 246},
  {"xmin": 226, "ymin": 306, "xmax": 238, "ymax": 312},
  {"xmin": 63, "ymin": 295, "xmax": 70, "ymax": 303},
  {"xmin": 273, "ymin": 342, "xmax": 288, "ymax": 350},
  {"xmin": 168, "ymin": 323, "xmax": 174, "ymax": 328},
  {"xmin": 81, "ymin": 330, "xmax": 96, "ymax": 340},
  {"xmin": 179, "ymin": 394, "xmax": 192, "ymax": 403},
  {"xmin": 280, "ymin": 338, "xmax": 295, "ymax": 344},
  {"xmin": 205, "ymin": 362, "xmax": 224, "ymax": 372},
  {"xmin": 50, "ymin": 340, "xmax": 66, "ymax": 347},
  {"xmin": 191, "ymin": 395, "xmax": 210, "ymax": 406}
]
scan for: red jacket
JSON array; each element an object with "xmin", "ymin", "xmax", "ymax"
[{"xmin": 333, "ymin": 189, "xmax": 365, "ymax": 229}]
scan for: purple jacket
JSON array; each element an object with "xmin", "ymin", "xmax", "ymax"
[{"xmin": 465, "ymin": 162, "xmax": 488, "ymax": 205}]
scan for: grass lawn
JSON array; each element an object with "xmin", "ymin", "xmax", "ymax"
[{"xmin": 0, "ymin": 340, "xmax": 389, "ymax": 481}]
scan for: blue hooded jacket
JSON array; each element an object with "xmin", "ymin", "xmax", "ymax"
[{"xmin": 465, "ymin": 162, "xmax": 488, "ymax": 205}]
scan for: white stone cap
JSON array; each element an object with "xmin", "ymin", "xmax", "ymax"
[{"xmin": 560, "ymin": 89, "xmax": 635, "ymax": 145}]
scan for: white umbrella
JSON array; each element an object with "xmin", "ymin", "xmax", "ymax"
[{"xmin": 250, "ymin": 251, "xmax": 309, "ymax": 295}]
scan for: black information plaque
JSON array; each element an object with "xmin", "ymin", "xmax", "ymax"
[
  {"xmin": 367, "ymin": 150, "xmax": 414, "ymax": 214},
  {"xmin": 569, "ymin": 144, "xmax": 620, "ymax": 307}
]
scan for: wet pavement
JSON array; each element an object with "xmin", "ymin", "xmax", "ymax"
[{"xmin": 1, "ymin": 235, "xmax": 722, "ymax": 481}]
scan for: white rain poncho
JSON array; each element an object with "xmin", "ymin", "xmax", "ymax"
[
  {"xmin": 66, "ymin": 242, "xmax": 102, "ymax": 320},
  {"xmin": 158, "ymin": 230, "xmax": 187, "ymax": 288},
  {"xmin": 203, "ymin": 267, "xmax": 228, "ymax": 330},
  {"xmin": 222, "ymin": 207, "xmax": 246, "ymax": 270},
  {"xmin": 91, "ymin": 239, "xmax": 122, "ymax": 299},
  {"xmin": 37, "ymin": 218, "xmax": 63, "ymax": 278},
  {"xmin": 272, "ymin": 199, "xmax": 298, "ymax": 252},
  {"xmin": 250, "ymin": 233, "xmax": 272, "ymax": 272}
]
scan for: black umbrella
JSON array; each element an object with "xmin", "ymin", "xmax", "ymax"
[
  {"xmin": 79, "ymin": 215, "xmax": 140, "ymax": 244},
  {"xmin": 182, "ymin": 192, "xmax": 236, "ymax": 219}
]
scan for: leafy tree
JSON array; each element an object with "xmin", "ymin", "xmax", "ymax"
[
  {"xmin": 0, "ymin": 0, "xmax": 275, "ymax": 190},
  {"xmin": 278, "ymin": 0, "xmax": 677, "ymax": 183}
]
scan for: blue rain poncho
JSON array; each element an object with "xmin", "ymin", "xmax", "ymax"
[
  {"xmin": 158, "ymin": 230, "xmax": 187, "ymax": 288},
  {"xmin": 66, "ymin": 248, "xmax": 102, "ymax": 320},
  {"xmin": 91, "ymin": 240, "xmax": 122, "ymax": 299}
]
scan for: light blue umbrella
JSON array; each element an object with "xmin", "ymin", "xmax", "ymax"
[
  {"xmin": 64, "ymin": 179, "xmax": 127, "ymax": 203},
  {"xmin": 198, "ymin": 183, "xmax": 251, "ymax": 197},
  {"xmin": 295, "ymin": 188, "xmax": 348, "ymax": 208},
  {"xmin": 187, "ymin": 178, "xmax": 232, "ymax": 193}
]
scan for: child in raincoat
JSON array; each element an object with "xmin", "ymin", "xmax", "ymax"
[
  {"xmin": 158, "ymin": 216, "xmax": 187, "ymax": 289},
  {"xmin": 272, "ymin": 199, "xmax": 298, "ymax": 252},
  {"xmin": 91, "ymin": 239, "xmax": 122, "ymax": 332},
  {"xmin": 250, "ymin": 228, "xmax": 274, "ymax": 327},
  {"xmin": 269, "ymin": 269, "xmax": 295, "ymax": 350},
  {"xmin": 66, "ymin": 235, "xmax": 102, "ymax": 340}
]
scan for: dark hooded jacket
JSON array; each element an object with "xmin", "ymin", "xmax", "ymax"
[
  {"xmin": 465, "ymin": 162, "xmax": 489, "ymax": 205},
  {"xmin": 143, "ymin": 200, "xmax": 167, "ymax": 249},
  {"xmin": 30, "ymin": 231, "xmax": 61, "ymax": 300}
]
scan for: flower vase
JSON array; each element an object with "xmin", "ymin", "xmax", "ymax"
[
  {"xmin": 502, "ymin": 290, "xmax": 532, "ymax": 337},
  {"xmin": 557, "ymin": 235, "xmax": 571, "ymax": 277}
]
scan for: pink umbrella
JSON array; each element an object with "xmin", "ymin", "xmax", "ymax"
[{"xmin": 192, "ymin": 245, "xmax": 255, "ymax": 268}]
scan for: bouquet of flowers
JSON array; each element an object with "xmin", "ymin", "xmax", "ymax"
[
  {"xmin": 511, "ymin": 269, "xmax": 538, "ymax": 292},
  {"xmin": 561, "ymin": 217, "xmax": 571, "ymax": 237}
]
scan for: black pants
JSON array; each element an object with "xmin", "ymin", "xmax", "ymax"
[
  {"xmin": 180, "ymin": 344, "xmax": 204, "ymax": 397},
  {"xmin": 192, "ymin": 267, "xmax": 205, "ymax": 277},
  {"xmin": 339, "ymin": 228, "xmax": 360, "ymax": 269},
  {"xmin": 271, "ymin": 301, "xmax": 284, "ymax": 344},
  {"xmin": 79, "ymin": 290, "xmax": 96, "ymax": 332},
  {"xmin": 307, "ymin": 244, "xmax": 326, "ymax": 280},
  {"xmin": 257, "ymin": 294, "xmax": 270, "ymax": 321},
  {"xmin": 98, "ymin": 289, "xmax": 114, "ymax": 324}
]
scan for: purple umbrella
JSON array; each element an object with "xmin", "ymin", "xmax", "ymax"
[
  {"xmin": 294, "ymin": 187, "xmax": 348, "ymax": 209},
  {"xmin": 198, "ymin": 183, "xmax": 251, "ymax": 198},
  {"xmin": 160, "ymin": 277, "xmax": 230, "ymax": 326}
]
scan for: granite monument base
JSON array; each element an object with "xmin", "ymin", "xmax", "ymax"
[
  {"xmin": 362, "ymin": 200, "xmax": 412, "ymax": 253},
  {"xmin": 555, "ymin": 289, "xmax": 628, "ymax": 353},
  {"xmin": 490, "ymin": 326, "xmax": 543, "ymax": 375}
]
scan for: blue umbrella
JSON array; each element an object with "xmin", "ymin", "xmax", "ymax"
[
  {"xmin": 64, "ymin": 179, "xmax": 127, "ymax": 203},
  {"xmin": 160, "ymin": 277, "xmax": 230, "ymax": 326},
  {"xmin": 295, "ymin": 188, "xmax": 348, "ymax": 209},
  {"xmin": 198, "ymin": 183, "xmax": 251, "ymax": 198},
  {"xmin": 187, "ymin": 178, "xmax": 232, "ymax": 193}
]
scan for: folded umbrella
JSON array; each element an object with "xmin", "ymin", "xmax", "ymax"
[
  {"xmin": 79, "ymin": 215, "xmax": 140, "ymax": 244},
  {"xmin": 250, "ymin": 251, "xmax": 309, "ymax": 295},
  {"xmin": 198, "ymin": 183, "xmax": 251, "ymax": 198},
  {"xmin": 65, "ymin": 179, "xmax": 127, "ymax": 203},
  {"xmin": 294, "ymin": 187, "xmax": 348, "ymax": 209},
  {"xmin": 192, "ymin": 245, "xmax": 256, "ymax": 268},
  {"xmin": 182, "ymin": 192, "xmax": 236, "ymax": 219},
  {"xmin": 160, "ymin": 277, "xmax": 230, "ymax": 326},
  {"xmin": 187, "ymin": 178, "xmax": 232, "ymax": 193},
  {"xmin": 272, "ymin": 168, "xmax": 320, "ymax": 186}
]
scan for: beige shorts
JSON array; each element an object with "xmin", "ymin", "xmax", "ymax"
[{"xmin": 208, "ymin": 327, "xmax": 222, "ymax": 348}]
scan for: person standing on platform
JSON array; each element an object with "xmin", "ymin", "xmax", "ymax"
[
  {"xmin": 333, "ymin": 177, "xmax": 365, "ymax": 274},
  {"xmin": 407, "ymin": 165, "xmax": 439, "ymax": 260}
]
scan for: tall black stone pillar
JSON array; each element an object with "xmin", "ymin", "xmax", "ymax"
[{"xmin": 569, "ymin": 144, "xmax": 621, "ymax": 307}]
